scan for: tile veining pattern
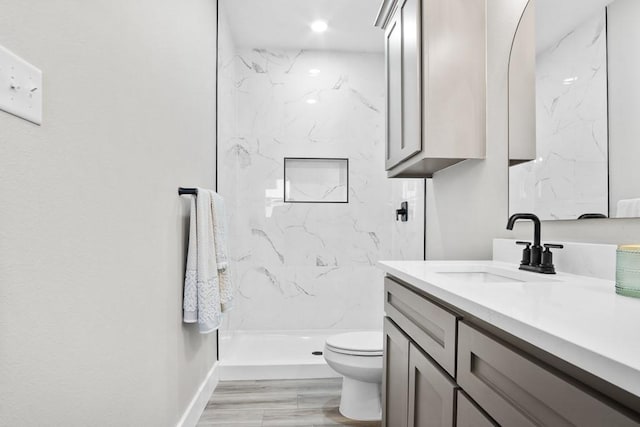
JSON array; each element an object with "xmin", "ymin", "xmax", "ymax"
[
  {"xmin": 197, "ymin": 379, "xmax": 380, "ymax": 426},
  {"xmin": 509, "ymin": 10, "xmax": 608, "ymax": 220},
  {"xmin": 218, "ymin": 46, "xmax": 424, "ymax": 332}
]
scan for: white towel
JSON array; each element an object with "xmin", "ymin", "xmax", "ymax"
[
  {"xmin": 616, "ymin": 198, "xmax": 640, "ymax": 218},
  {"xmin": 182, "ymin": 189, "xmax": 234, "ymax": 333},
  {"xmin": 210, "ymin": 191, "xmax": 235, "ymax": 312},
  {"xmin": 183, "ymin": 190, "xmax": 222, "ymax": 333},
  {"xmin": 183, "ymin": 196, "xmax": 198, "ymax": 323}
]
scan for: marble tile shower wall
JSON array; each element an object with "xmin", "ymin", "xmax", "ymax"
[
  {"xmin": 509, "ymin": 10, "xmax": 608, "ymax": 219},
  {"xmin": 218, "ymin": 47, "xmax": 424, "ymax": 331}
]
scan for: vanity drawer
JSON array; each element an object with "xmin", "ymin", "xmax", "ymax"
[
  {"xmin": 384, "ymin": 276, "xmax": 459, "ymax": 377},
  {"xmin": 457, "ymin": 322, "xmax": 640, "ymax": 427}
]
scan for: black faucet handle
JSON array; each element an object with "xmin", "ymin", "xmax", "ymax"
[
  {"xmin": 541, "ymin": 244, "xmax": 563, "ymax": 274},
  {"xmin": 516, "ymin": 241, "xmax": 532, "ymax": 266},
  {"xmin": 544, "ymin": 243, "xmax": 564, "ymax": 249}
]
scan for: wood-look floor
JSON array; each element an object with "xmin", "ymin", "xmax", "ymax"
[{"xmin": 197, "ymin": 378, "xmax": 382, "ymax": 427}]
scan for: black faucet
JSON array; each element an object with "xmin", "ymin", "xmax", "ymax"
[{"xmin": 506, "ymin": 213, "xmax": 562, "ymax": 274}]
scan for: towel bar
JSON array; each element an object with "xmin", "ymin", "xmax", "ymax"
[{"xmin": 178, "ymin": 187, "xmax": 198, "ymax": 195}]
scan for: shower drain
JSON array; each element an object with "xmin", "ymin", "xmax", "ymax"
[{"xmin": 311, "ymin": 351, "xmax": 323, "ymax": 356}]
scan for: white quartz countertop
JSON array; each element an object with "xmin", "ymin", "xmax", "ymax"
[{"xmin": 378, "ymin": 260, "xmax": 640, "ymax": 397}]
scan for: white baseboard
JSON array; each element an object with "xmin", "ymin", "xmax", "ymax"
[{"xmin": 177, "ymin": 361, "xmax": 220, "ymax": 427}]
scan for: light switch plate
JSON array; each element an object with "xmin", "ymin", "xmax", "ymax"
[{"xmin": 0, "ymin": 45, "xmax": 42, "ymax": 125}]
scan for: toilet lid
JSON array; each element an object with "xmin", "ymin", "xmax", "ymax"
[{"xmin": 326, "ymin": 331, "xmax": 383, "ymax": 356}]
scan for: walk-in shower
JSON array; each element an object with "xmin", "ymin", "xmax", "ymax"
[{"xmin": 216, "ymin": 0, "xmax": 425, "ymax": 379}]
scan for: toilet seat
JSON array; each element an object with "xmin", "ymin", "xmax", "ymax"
[{"xmin": 325, "ymin": 331, "xmax": 383, "ymax": 356}]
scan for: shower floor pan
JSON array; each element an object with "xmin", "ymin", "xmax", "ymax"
[{"xmin": 219, "ymin": 329, "xmax": 369, "ymax": 380}]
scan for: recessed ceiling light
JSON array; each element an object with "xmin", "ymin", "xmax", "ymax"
[{"xmin": 311, "ymin": 20, "xmax": 328, "ymax": 33}]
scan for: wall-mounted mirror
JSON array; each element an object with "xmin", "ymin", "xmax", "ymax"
[{"xmin": 508, "ymin": 0, "xmax": 640, "ymax": 220}]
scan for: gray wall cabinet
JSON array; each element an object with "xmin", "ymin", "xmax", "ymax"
[
  {"xmin": 382, "ymin": 275, "xmax": 640, "ymax": 427},
  {"xmin": 376, "ymin": 0, "xmax": 486, "ymax": 178}
]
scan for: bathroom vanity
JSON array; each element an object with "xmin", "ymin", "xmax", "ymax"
[{"xmin": 378, "ymin": 260, "xmax": 640, "ymax": 426}]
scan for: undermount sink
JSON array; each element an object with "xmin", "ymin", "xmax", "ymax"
[
  {"xmin": 434, "ymin": 265, "xmax": 559, "ymax": 283},
  {"xmin": 438, "ymin": 271, "xmax": 524, "ymax": 283}
]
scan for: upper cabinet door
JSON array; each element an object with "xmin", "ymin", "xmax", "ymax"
[{"xmin": 385, "ymin": 0, "xmax": 422, "ymax": 170}]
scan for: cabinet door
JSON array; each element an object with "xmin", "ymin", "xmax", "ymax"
[
  {"xmin": 385, "ymin": 6, "xmax": 403, "ymax": 170},
  {"xmin": 456, "ymin": 391, "xmax": 497, "ymax": 427},
  {"xmin": 408, "ymin": 343, "xmax": 458, "ymax": 427},
  {"xmin": 385, "ymin": 0, "xmax": 422, "ymax": 170},
  {"xmin": 383, "ymin": 317, "xmax": 410, "ymax": 427}
]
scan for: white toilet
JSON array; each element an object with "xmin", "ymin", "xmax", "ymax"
[{"xmin": 323, "ymin": 331, "xmax": 384, "ymax": 421}]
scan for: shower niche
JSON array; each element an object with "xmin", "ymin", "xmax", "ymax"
[{"xmin": 284, "ymin": 157, "xmax": 349, "ymax": 203}]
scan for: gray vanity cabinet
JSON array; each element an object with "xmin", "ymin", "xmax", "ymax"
[
  {"xmin": 376, "ymin": 0, "xmax": 486, "ymax": 178},
  {"xmin": 383, "ymin": 317, "xmax": 410, "ymax": 427},
  {"xmin": 408, "ymin": 344, "xmax": 458, "ymax": 427},
  {"xmin": 382, "ymin": 275, "xmax": 640, "ymax": 427}
]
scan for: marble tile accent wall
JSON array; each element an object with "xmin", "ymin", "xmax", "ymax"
[
  {"xmin": 509, "ymin": 10, "xmax": 609, "ymax": 220},
  {"xmin": 218, "ymin": 44, "xmax": 424, "ymax": 331}
]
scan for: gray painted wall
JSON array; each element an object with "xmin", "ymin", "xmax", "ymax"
[
  {"xmin": 0, "ymin": 1, "xmax": 218, "ymax": 425},
  {"xmin": 426, "ymin": 0, "xmax": 640, "ymax": 260}
]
